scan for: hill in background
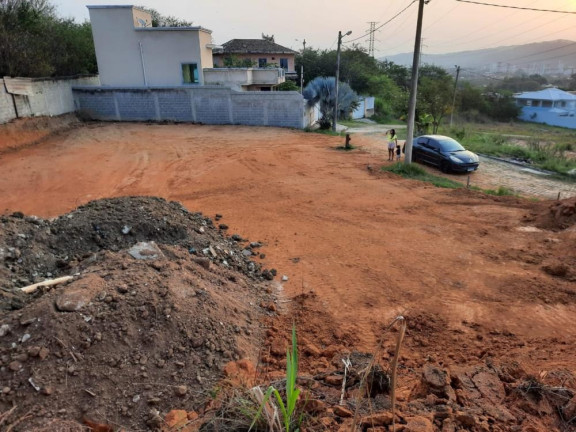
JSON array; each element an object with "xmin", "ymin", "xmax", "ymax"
[{"xmin": 383, "ymin": 39, "xmax": 576, "ymax": 78}]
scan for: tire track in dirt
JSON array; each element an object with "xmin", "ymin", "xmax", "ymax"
[{"xmin": 1, "ymin": 122, "xmax": 575, "ymax": 359}]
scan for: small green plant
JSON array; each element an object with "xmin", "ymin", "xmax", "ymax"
[
  {"xmin": 492, "ymin": 134, "xmax": 509, "ymax": 146},
  {"xmin": 383, "ymin": 162, "xmax": 463, "ymax": 189},
  {"xmin": 251, "ymin": 326, "xmax": 301, "ymax": 432},
  {"xmin": 451, "ymin": 126, "xmax": 467, "ymax": 140},
  {"xmin": 483, "ymin": 186, "xmax": 516, "ymax": 196}
]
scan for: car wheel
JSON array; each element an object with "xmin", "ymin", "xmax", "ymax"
[{"xmin": 440, "ymin": 161, "xmax": 450, "ymax": 173}]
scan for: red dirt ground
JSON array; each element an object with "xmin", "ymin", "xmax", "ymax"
[{"xmin": 1, "ymin": 118, "xmax": 575, "ymax": 431}]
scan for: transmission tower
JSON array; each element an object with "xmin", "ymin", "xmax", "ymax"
[{"xmin": 367, "ymin": 22, "xmax": 377, "ymax": 57}]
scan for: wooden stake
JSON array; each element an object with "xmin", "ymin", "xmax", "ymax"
[{"xmin": 20, "ymin": 276, "xmax": 74, "ymax": 294}]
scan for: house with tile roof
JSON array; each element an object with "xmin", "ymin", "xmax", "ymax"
[
  {"xmin": 213, "ymin": 39, "xmax": 298, "ymax": 81},
  {"xmin": 515, "ymin": 88, "xmax": 576, "ymax": 129}
]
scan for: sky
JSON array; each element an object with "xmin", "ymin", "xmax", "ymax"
[{"xmin": 53, "ymin": 0, "xmax": 576, "ymax": 57}]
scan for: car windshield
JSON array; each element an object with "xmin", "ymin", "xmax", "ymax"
[{"xmin": 438, "ymin": 138, "xmax": 465, "ymax": 152}]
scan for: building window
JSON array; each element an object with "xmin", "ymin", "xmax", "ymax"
[
  {"xmin": 182, "ymin": 63, "xmax": 199, "ymax": 84},
  {"xmin": 542, "ymin": 100, "xmax": 552, "ymax": 108},
  {"xmin": 258, "ymin": 58, "xmax": 267, "ymax": 68},
  {"xmin": 280, "ymin": 58, "xmax": 288, "ymax": 70}
]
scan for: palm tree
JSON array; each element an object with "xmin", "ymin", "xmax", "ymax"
[{"xmin": 303, "ymin": 77, "xmax": 359, "ymax": 129}]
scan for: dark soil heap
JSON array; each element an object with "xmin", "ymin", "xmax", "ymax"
[{"xmin": 0, "ymin": 197, "xmax": 275, "ymax": 431}]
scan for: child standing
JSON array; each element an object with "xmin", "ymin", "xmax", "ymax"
[
  {"xmin": 386, "ymin": 129, "xmax": 397, "ymax": 161},
  {"xmin": 396, "ymin": 144, "xmax": 401, "ymax": 161}
]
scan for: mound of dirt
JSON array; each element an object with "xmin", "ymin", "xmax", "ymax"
[
  {"xmin": 524, "ymin": 197, "xmax": 576, "ymax": 231},
  {"xmin": 1, "ymin": 196, "xmax": 274, "ymax": 303},
  {"xmin": 0, "ymin": 197, "xmax": 276, "ymax": 431},
  {"xmin": 0, "ymin": 114, "xmax": 81, "ymax": 154}
]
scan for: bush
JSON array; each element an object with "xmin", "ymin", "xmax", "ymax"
[{"xmin": 276, "ymin": 81, "xmax": 300, "ymax": 91}]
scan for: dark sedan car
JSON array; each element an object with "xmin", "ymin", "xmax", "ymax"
[{"xmin": 412, "ymin": 135, "xmax": 480, "ymax": 173}]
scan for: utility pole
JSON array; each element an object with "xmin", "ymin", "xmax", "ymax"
[
  {"xmin": 404, "ymin": 0, "xmax": 429, "ymax": 164},
  {"xmin": 367, "ymin": 22, "xmax": 377, "ymax": 58},
  {"xmin": 300, "ymin": 39, "xmax": 306, "ymax": 94},
  {"xmin": 449, "ymin": 65, "xmax": 460, "ymax": 128},
  {"xmin": 333, "ymin": 30, "xmax": 352, "ymax": 132}
]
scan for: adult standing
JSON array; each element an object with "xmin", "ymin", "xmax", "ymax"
[{"xmin": 387, "ymin": 129, "xmax": 398, "ymax": 161}]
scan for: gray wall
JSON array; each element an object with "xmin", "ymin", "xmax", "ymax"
[
  {"xmin": 73, "ymin": 86, "xmax": 308, "ymax": 128},
  {"xmin": 1, "ymin": 76, "xmax": 100, "ymax": 124}
]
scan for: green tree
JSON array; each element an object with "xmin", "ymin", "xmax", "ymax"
[
  {"xmin": 0, "ymin": 0, "xmax": 97, "ymax": 77},
  {"xmin": 379, "ymin": 60, "xmax": 410, "ymax": 90},
  {"xmin": 417, "ymin": 65, "xmax": 454, "ymax": 133},
  {"xmin": 366, "ymin": 74, "xmax": 407, "ymax": 119},
  {"xmin": 338, "ymin": 45, "xmax": 381, "ymax": 95},
  {"xmin": 484, "ymin": 92, "xmax": 520, "ymax": 121},
  {"xmin": 137, "ymin": 6, "xmax": 193, "ymax": 27},
  {"xmin": 295, "ymin": 47, "xmax": 412, "ymax": 120},
  {"xmin": 494, "ymin": 74, "xmax": 546, "ymax": 92},
  {"xmin": 222, "ymin": 55, "xmax": 255, "ymax": 67},
  {"xmin": 276, "ymin": 80, "xmax": 300, "ymax": 91},
  {"xmin": 296, "ymin": 46, "xmax": 381, "ymax": 95}
]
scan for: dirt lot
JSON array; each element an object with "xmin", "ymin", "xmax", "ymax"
[{"xmin": 1, "ymin": 118, "xmax": 575, "ymax": 431}]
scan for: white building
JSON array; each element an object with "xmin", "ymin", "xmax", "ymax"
[
  {"xmin": 87, "ymin": 5, "xmax": 215, "ymax": 87},
  {"xmin": 515, "ymin": 88, "xmax": 576, "ymax": 129}
]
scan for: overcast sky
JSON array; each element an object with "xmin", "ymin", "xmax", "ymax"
[{"xmin": 54, "ymin": 0, "xmax": 576, "ymax": 57}]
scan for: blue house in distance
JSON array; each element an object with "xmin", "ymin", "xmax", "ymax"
[{"xmin": 514, "ymin": 88, "xmax": 576, "ymax": 129}]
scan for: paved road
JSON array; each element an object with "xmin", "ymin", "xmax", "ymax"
[
  {"xmin": 344, "ymin": 121, "xmax": 576, "ymax": 200},
  {"xmin": 465, "ymin": 156, "xmax": 576, "ymax": 200}
]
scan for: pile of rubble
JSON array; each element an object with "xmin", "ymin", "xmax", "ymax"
[{"xmin": 0, "ymin": 197, "xmax": 276, "ymax": 430}]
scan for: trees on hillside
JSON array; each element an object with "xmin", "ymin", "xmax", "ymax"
[
  {"xmin": 0, "ymin": 0, "xmax": 97, "ymax": 77},
  {"xmin": 297, "ymin": 45, "xmax": 526, "ymax": 126}
]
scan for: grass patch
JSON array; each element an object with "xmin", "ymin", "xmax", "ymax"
[
  {"xmin": 382, "ymin": 162, "xmax": 463, "ymax": 189},
  {"xmin": 385, "ymin": 162, "xmax": 525, "ymax": 196},
  {"xmin": 304, "ymin": 127, "xmax": 342, "ymax": 136},
  {"xmin": 371, "ymin": 115, "xmax": 405, "ymax": 126},
  {"xmin": 338, "ymin": 119, "xmax": 365, "ymax": 127},
  {"xmin": 480, "ymin": 186, "xmax": 517, "ymax": 196},
  {"xmin": 438, "ymin": 122, "xmax": 576, "ymax": 176}
]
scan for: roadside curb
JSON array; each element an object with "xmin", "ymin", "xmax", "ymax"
[{"xmin": 478, "ymin": 154, "xmax": 556, "ymax": 176}]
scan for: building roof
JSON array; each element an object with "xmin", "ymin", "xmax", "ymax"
[
  {"xmin": 135, "ymin": 27, "xmax": 212, "ymax": 34},
  {"xmin": 213, "ymin": 39, "xmax": 297, "ymax": 55},
  {"xmin": 515, "ymin": 88, "xmax": 576, "ymax": 101}
]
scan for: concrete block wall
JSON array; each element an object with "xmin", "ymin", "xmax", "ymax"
[
  {"xmin": 73, "ymin": 86, "xmax": 308, "ymax": 128},
  {"xmin": 1, "ymin": 76, "xmax": 100, "ymax": 124}
]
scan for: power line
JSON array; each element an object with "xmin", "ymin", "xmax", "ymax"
[
  {"xmin": 455, "ymin": 0, "xmax": 576, "ymax": 14},
  {"xmin": 428, "ymin": 0, "xmax": 543, "ymax": 50},
  {"xmin": 344, "ymin": 0, "xmax": 418, "ymax": 44}
]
